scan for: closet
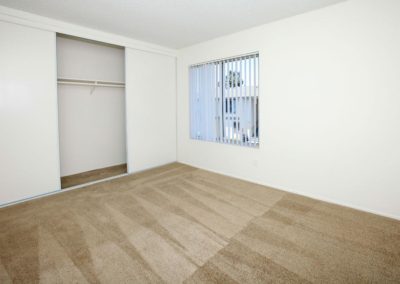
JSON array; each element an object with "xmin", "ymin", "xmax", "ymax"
[
  {"xmin": 57, "ymin": 34, "xmax": 127, "ymax": 188},
  {"xmin": 0, "ymin": 19, "xmax": 176, "ymax": 206}
]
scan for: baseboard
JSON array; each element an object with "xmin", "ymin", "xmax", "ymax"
[
  {"xmin": 178, "ymin": 161, "xmax": 400, "ymax": 221},
  {"xmin": 3, "ymin": 159, "xmax": 398, "ymax": 221}
]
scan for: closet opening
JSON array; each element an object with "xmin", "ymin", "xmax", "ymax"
[{"xmin": 56, "ymin": 34, "xmax": 127, "ymax": 189}]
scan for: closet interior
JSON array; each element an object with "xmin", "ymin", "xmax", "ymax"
[{"xmin": 57, "ymin": 34, "xmax": 127, "ymax": 189}]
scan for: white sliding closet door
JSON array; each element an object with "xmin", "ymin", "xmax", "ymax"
[
  {"xmin": 0, "ymin": 21, "xmax": 60, "ymax": 205},
  {"xmin": 125, "ymin": 48, "xmax": 176, "ymax": 172}
]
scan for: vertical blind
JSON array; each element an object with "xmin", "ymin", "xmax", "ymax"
[{"xmin": 190, "ymin": 53, "xmax": 259, "ymax": 147}]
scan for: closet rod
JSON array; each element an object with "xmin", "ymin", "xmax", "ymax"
[{"xmin": 57, "ymin": 77, "xmax": 125, "ymax": 88}]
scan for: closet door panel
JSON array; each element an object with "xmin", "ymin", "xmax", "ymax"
[
  {"xmin": 125, "ymin": 48, "xmax": 176, "ymax": 173},
  {"xmin": 0, "ymin": 21, "xmax": 60, "ymax": 205}
]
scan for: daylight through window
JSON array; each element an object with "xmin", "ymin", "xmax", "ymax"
[{"xmin": 189, "ymin": 53, "xmax": 259, "ymax": 147}]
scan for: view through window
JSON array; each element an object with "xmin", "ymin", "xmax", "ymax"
[{"xmin": 189, "ymin": 53, "xmax": 259, "ymax": 147}]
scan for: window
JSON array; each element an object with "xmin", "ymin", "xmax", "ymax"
[{"xmin": 190, "ymin": 53, "xmax": 259, "ymax": 147}]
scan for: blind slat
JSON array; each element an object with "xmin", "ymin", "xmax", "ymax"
[{"xmin": 253, "ymin": 55, "xmax": 256, "ymax": 147}]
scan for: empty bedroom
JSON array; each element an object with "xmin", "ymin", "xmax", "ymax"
[{"xmin": 0, "ymin": 0, "xmax": 399, "ymax": 283}]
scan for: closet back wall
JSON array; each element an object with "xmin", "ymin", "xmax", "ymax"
[{"xmin": 57, "ymin": 36, "xmax": 126, "ymax": 176}]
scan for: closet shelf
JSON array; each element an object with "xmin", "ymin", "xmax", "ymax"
[{"xmin": 57, "ymin": 77, "xmax": 125, "ymax": 88}]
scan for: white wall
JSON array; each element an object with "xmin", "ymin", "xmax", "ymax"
[
  {"xmin": 57, "ymin": 36, "xmax": 125, "ymax": 82},
  {"xmin": 58, "ymin": 86, "xmax": 126, "ymax": 176},
  {"xmin": 177, "ymin": 0, "xmax": 400, "ymax": 219},
  {"xmin": 126, "ymin": 48, "xmax": 177, "ymax": 173},
  {"xmin": 57, "ymin": 36, "xmax": 126, "ymax": 176},
  {"xmin": 0, "ymin": 21, "xmax": 60, "ymax": 204}
]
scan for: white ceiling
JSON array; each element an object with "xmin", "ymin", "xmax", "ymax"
[{"xmin": 0, "ymin": 0, "xmax": 346, "ymax": 48}]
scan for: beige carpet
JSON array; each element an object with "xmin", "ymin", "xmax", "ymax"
[{"xmin": 0, "ymin": 163, "xmax": 399, "ymax": 283}]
